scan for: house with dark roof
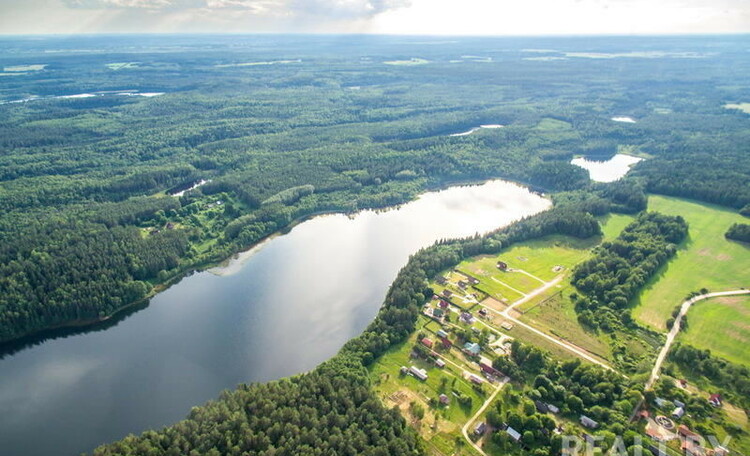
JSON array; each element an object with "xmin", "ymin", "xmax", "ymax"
[{"xmin": 474, "ymin": 422, "xmax": 487, "ymax": 436}]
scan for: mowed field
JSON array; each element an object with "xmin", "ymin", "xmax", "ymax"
[
  {"xmin": 679, "ymin": 295, "xmax": 750, "ymax": 366},
  {"xmin": 632, "ymin": 195, "xmax": 750, "ymax": 330}
]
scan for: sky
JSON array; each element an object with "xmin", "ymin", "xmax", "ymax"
[{"xmin": 0, "ymin": 0, "xmax": 748, "ymax": 35}]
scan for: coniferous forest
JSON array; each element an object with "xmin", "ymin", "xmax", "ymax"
[{"xmin": 1, "ymin": 35, "xmax": 750, "ymax": 455}]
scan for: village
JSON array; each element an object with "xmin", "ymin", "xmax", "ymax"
[{"xmin": 370, "ymin": 245, "xmax": 743, "ymax": 456}]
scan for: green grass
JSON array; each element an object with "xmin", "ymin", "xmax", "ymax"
[
  {"xmin": 368, "ymin": 317, "xmax": 488, "ymax": 455},
  {"xmin": 632, "ymin": 195, "xmax": 750, "ymax": 330},
  {"xmin": 680, "ymin": 295, "xmax": 750, "ymax": 366}
]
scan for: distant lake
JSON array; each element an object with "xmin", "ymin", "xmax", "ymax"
[
  {"xmin": 0, "ymin": 180, "xmax": 550, "ymax": 456},
  {"xmin": 571, "ymin": 154, "xmax": 643, "ymax": 182}
]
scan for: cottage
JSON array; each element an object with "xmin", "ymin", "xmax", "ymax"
[
  {"xmin": 441, "ymin": 338, "xmax": 453, "ymax": 349},
  {"xmin": 497, "ymin": 261, "xmax": 508, "ymax": 271},
  {"xmin": 439, "ymin": 394, "xmax": 450, "ymax": 405},
  {"xmin": 478, "ymin": 308, "xmax": 488, "ymax": 317},
  {"xmin": 409, "ymin": 365, "xmax": 428, "ymax": 381},
  {"xmin": 708, "ymin": 393, "xmax": 723, "ymax": 407},
  {"xmin": 435, "ymin": 358, "xmax": 446, "ymax": 368},
  {"xmin": 580, "ymin": 415, "xmax": 599, "ymax": 429},
  {"xmin": 432, "ymin": 308, "xmax": 444, "ymax": 318},
  {"xmin": 436, "ymin": 329, "xmax": 449, "ymax": 339},
  {"xmin": 421, "ymin": 338, "xmax": 434, "ymax": 349},
  {"xmin": 463, "ymin": 342, "xmax": 481, "ymax": 356},
  {"xmin": 474, "ymin": 422, "xmax": 487, "ymax": 436},
  {"xmin": 506, "ymin": 426, "xmax": 522, "ymax": 442},
  {"xmin": 672, "ymin": 406, "xmax": 685, "ymax": 419},
  {"xmin": 535, "ymin": 401, "xmax": 549, "ymax": 413},
  {"xmin": 457, "ymin": 280, "xmax": 468, "ymax": 289},
  {"xmin": 438, "ymin": 300, "xmax": 449, "ymax": 309},
  {"xmin": 469, "ymin": 374, "xmax": 484, "ymax": 385},
  {"xmin": 546, "ymin": 403, "xmax": 560, "ymax": 414},
  {"xmin": 460, "ymin": 312, "xmax": 475, "ymax": 324},
  {"xmin": 479, "ymin": 362, "xmax": 502, "ymax": 377},
  {"xmin": 442, "ymin": 289, "xmax": 453, "ymax": 298}
]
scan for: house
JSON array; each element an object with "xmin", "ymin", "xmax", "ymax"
[
  {"xmin": 478, "ymin": 308, "xmax": 488, "ymax": 317},
  {"xmin": 672, "ymin": 407, "xmax": 685, "ymax": 419},
  {"xmin": 436, "ymin": 276, "xmax": 448, "ymax": 285},
  {"xmin": 439, "ymin": 394, "xmax": 450, "ymax": 405},
  {"xmin": 463, "ymin": 342, "xmax": 481, "ymax": 356},
  {"xmin": 497, "ymin": 261, "xmax": 508, "ymax": 271},
  {"xmin": 432, "ymin": 308, "xmax": 444, "ymax": 318},
  {"xmin": 535, "ymin": 401, "xmax": 549, "ymax": 413},
  {"xmin": 479, "ymin": 362, "xmax": 502, "ymax": 377},
  {"xmin": 421, "ymin": 338, "xmax": 434, "ymax": 349},
  {"xmin": 674, "ymin": 399, "xmax": 686, "ymax": 408},
  {"xmin": 399, "ymin": 366, "xmax": 408, "ymax": 375},
  {"xmin": 457, "ymin": 280, "xmax": 468, "ymax": 289},
  {"xmin": 678, "ymin": 425, "xmax": 699, "ymax": 440},
  {"xmin": 438, "ymin": 299, "xmax": 449, "ymax": 309},
  {"xmin": 409, "ymin": 365, "xmax": 428, "ymax": 381},
  {"xmin": 442, "ymin": 289, "xmax": 453, "ymax": 298},
  {"xmin": 165, "ymin": 222, "xmax": 175, "ymax": 230},
  {"xmin": 441, "ymin": 338, "xmax": 453, "ymax": 349},
  {"xmin": 464, "ymin": 274, "xmax": 480, "ymax": 285},
  {"xmin": 460, "ymin": 312, "xmax": 475, "ymax": 324},
  {"xmin": 435, "ymin": 358, "xmax": 446, "ymax": 368},
  {"xmin": 501, "ymin": 321, "xmax": 514, "ymax": 330},
  {"xmin": 679, "ymin": 379, "xmax": 688, "ymax": 388},
  {"xmin": 474, "ymin": 422, "xmax": 487, "ymax": 436},
  {"xmin": 546, "ymin": 403, "xmax": 560, "ymax": 414},
  {"xmin": 580, "ymin": 415, "xmax": 599, "ymax": 429},
  {"xmin": 654, "ymin": 397, "xmax": 669, "ymax": 408},
  {"xmin": 436, "ymin": 329, "xmax": 449, "ymax": 339},
  {"xmin": 469, "ymin": 374, "xmax": 484, "ymax": 385},
  {"xmin": 506, "ymin": 426, "xmax": 522, "ymax": 442},
  {"xmin": 708, "ymin": 394, "xmax": 723, "ymax": 407}
]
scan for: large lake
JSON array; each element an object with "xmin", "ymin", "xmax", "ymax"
[{"xmin": 0, "ymin": 180, "xmax": 550, "ymax": 456}]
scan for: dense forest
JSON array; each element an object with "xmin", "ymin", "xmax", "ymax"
[
  {"xmin": 2, "ymin": 35, "xmax": 750, "ymax": 343},
  {"xmin": 92, "ymin": 189, "xmax": 620, "ymax": 455}
]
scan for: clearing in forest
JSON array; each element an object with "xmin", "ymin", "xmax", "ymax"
[{"xmin": 632, "ymin": 195, "xmax": 750, "ymax": 330}]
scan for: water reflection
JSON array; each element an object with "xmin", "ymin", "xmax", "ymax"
[{"xmin": 0, "ymin": 180, "xmax": 549, "ymax": 456}]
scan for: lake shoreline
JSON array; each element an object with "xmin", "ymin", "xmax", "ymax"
[{"xmin": 0, "ymin": 175, "xmax": 546, "ymax": 349}]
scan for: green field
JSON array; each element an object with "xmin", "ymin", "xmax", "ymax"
[
  {"xmin": 632, "ymin": 195, "xmax": 750, "ymax": 330},
  {"xmin": 368, "ymin": 317, "xmax": 486, "ymax": 456},
  {"xmin": 679, "ymin": 295, "xmax": 750, "ymax": 366}
]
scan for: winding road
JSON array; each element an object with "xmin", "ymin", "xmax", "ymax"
[
  {"xmin": 645, "ymin": 289, "xmax": 750, "ymax": 390},
  {"xmin": 461, "ymin": 377, "xmax": 510, "ymax": 456}
]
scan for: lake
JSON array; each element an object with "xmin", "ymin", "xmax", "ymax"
[
  {"xmin": 0, "ymin": 180, "xmax": 550, "ymax": 456},
  {"xmin": 571, "ymin": 153, "xmax": 643, "ymax": 182}
]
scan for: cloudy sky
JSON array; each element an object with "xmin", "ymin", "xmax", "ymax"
[{"xmin": 0, "ymin": 0, "xmax": 748, "ymax": 35}]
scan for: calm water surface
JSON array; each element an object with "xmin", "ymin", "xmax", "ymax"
[
  {"xmin": 571, "ymin": 153, "xmax": 643, "ymax": 182},
  {"xmin": 0, "ymin": 180, "xmax": 549, "ymax": 456}
]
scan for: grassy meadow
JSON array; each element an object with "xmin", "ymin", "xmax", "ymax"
[
  {"xmin": 632, "ymin": 195, "xmax": 750, "ymax": 330},
  {"xmin": 679, "ymin": 295, "xmax": 750, "ymax": 366}
]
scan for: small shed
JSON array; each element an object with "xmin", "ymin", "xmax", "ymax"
[
  {"xmin": 435, "ymin": 358, "xmax": 446, "ymax": 368},
  {"xmin": 580, "ymin": 415, "xmax": 599, "ymax": 429},
  {"xmin": 436, "ymin": 329, "xmax": 449, "ymax": 339},
  {"xmin": 506, "ymin": 426, "xmax": 521, "ymax": 442},
  {"xmin": 474, "ymin": 422, "xmax": 487, "ymax": 436},
  {"xmin": 421, "ymin": 338, "xmax": 434, "ymax": 348},
  {"xmin": 709, "ymin": 394, "xmax": 723, "ymax": 407},
  {"xmin": 439, "ymin": 394, "xmax": 450, "ymax": 405},
  {"xmin": 672, "ymin": 407, "xmax": 685, "ymax": 419}
]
